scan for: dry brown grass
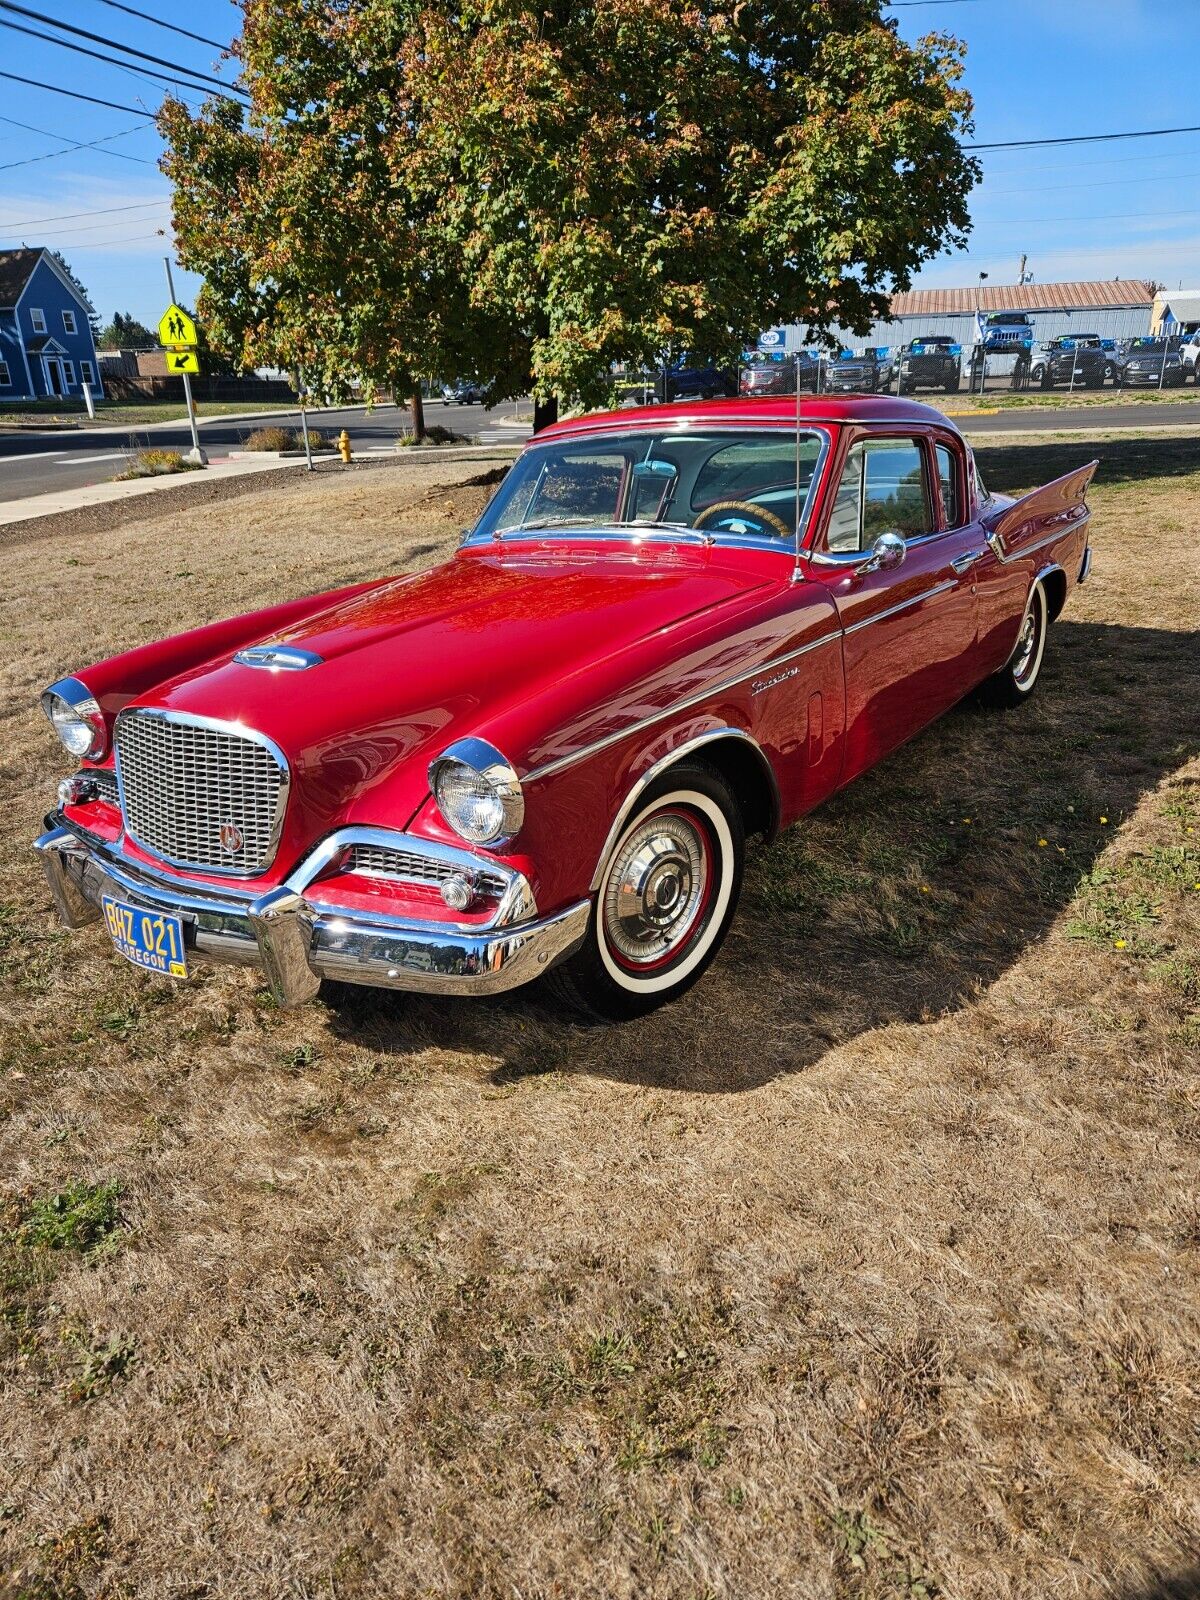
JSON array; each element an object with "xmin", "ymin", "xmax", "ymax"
[{"xmin": 1, "ymin": 441, "xmax": 1198, "ymax": 1600}]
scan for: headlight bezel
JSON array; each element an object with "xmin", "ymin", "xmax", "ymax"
[
  {"xmin": 40, "ymin": 676, "xmax": 108, "ymax": 761},
  {"xmin": 428, "ymin": 736, "xmax": 525, "ymax": 848}
]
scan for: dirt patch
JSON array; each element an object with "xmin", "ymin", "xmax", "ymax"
[{"xmin": 1, "ymin": 439, "xmax": 1197, "ymax": 1599}]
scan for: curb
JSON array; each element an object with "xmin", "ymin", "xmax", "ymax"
[{"xmin": 226, "ymin": 448, "xmax": 340, "ymax": 460}]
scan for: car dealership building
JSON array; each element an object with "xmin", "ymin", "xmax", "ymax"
[{"xmin": 760, "ymin": 277, "xmax": 1157, "ymax": 354}]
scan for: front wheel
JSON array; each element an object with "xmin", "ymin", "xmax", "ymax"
[
  {"xmin": 979, "ymin": 582, "xmax": 1048, "ymax": 708},
  {"xmin": 545, "ymin": 764, "xmax": 744, "ymax": 1020}
]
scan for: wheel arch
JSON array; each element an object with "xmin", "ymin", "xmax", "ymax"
[
  {"xmin": 588, "ymin": 727, "xmax": 779, "ymax": 892},
  {"xmin": 1035, "ymin": 561, "xmax": 1068, "ymax": 623}
]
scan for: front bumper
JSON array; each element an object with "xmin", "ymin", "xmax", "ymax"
[{"xmin": 35, "ymin": 821, "xmax": 589, "ymax": 1008}]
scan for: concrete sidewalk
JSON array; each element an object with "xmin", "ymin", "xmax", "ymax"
[{"xmin": 0, "ymin": 442, "xmax": 521, "ymax": 530}]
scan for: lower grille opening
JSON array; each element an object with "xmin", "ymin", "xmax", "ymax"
[{"xmin": 347, "ymin": 844, "xmax": 506, "ymax": 899}]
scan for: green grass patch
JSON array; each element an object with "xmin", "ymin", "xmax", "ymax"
[{"xmin": 18, "ymin": 1180, "xmax": 122, "ymax": 1255}]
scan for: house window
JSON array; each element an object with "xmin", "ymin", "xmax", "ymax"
[
  {"xmin": 62, "ymin": 360, "xmax": 76, "ymax": 384},
  {"xmin": 30, "ymin": 308, "xmax": 47, "ymax": 333},
  {"xmin": 62, "ymin": 309, "xmax": 78, "ymax": 335},
  {"xmin": 80, "ymin": 360, "xmax": 94, "ymax": 385},
  {"xmin": 0, "ymin": 360, "xmax": 11, "ymax": 386}
]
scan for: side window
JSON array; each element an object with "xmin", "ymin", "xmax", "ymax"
[
  {"xmin": 30, "ymin": 308, "xmax": 46, "ymax": 334},
  {"xmin": 691, "ymin": 435, "xmax": 820, "ymax": 536},
  {"xmin": 825, "ymin": 438, "xmax": 933, "ymax": 552},
  {"xmin": 936, "ymin": 443, "xmax": 961, "ymax": 528},
  {"xmin": 62, "ymin": 310, "xmax": 78, "ymax": 335}
]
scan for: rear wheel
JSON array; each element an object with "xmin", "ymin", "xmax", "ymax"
[
  {"xmin": 979, "ymin": 582, "xmax": 1048, "ymax": 709},
  {"xmin": 545, "ymin": 764, "xmax": 744, "ymax": 1021}
]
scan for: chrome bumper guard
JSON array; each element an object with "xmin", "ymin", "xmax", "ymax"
[{"xmin": 35, "ymin": 820, "xmax": 589, "ymax": 1008}]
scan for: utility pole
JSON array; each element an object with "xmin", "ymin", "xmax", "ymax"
[
  {"xmin": 163, "ymin": 256, "xmax": 206, "ymax": 467},
  {"xmin": 1018, "ymin": 254, "xmax": 1028, "ymax": 285}
]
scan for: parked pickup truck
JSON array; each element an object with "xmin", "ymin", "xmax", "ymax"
[
  {"xmin": 897, "ymin": 337, "xmax": 962, "ymax": 394},
  {"xmin": 1029, "ymin": 335, "xmax": 1108, "ymax": 390}
]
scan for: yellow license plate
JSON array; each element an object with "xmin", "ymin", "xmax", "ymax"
[{"xmin": 101, "ymin": 896, "xmax": 188, "ymax": 979}]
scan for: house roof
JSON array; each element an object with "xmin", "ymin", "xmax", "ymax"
[
  {"xmin": 0, "ymin": 248, "xmax": 43, "ymax": 309},
  {"xmin": 26, "ymin": 335, "xmax": 66, "ymax": 354},
  {"xmin": 888, "ymin": 279, "xmax": 1157, "ymax": 317},
  {"xmin": 1155, "ymin": 290, "xmax": 1200, "ymax": 323}
]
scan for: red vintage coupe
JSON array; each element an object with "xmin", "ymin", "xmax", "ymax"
[{"xmin": 36, "ymin": 396, "xmax": 1095, "ymax": 1020}]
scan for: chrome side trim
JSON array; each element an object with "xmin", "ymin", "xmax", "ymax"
[
  {"xmin": 1079, "ymin": 546, "xmax": 1092, "ymax": 583},
  {"xmin": 842, "ymin": 580, "xmax": 957, "ymax": 637},
  {"xmin": 114, "ymin": 707, "xmax": 292, "ymax": 880},
  {"xmin": 985, "ymin": 510, "xmax": 1090, "ymax": 566},
  {"xmin": 587, "ymin": 728, "xmax": 780, "ymax": 892},
  {"xmin": 523, "ymin": 631, "xmax": 840, "ymax": 784}
]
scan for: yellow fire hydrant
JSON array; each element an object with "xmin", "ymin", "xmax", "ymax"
[{"xmin": 337, "ymin": 429, "xmax": 353, "ymax": 463}]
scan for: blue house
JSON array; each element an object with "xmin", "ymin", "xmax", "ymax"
[{"xmin": 0, "ymin": 248, "xmax": 104, "ymax": 402}]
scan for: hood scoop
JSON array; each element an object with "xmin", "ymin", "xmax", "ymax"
[{"xmin": 234, "ymin": 643, "xmax": 324, "ymax": 672}]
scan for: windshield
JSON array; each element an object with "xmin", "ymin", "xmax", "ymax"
[
  {"xmin": 1128, "ymin": 339, "xmax": 1171, "ymax": 353},
  {"xmin": 470, "ymin": 428, "xmax": 825, "ymax": 545}
]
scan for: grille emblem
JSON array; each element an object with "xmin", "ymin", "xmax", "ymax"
[{"xmin": 218, "ymin": 821, "xmax": 244, "ymax": 854}]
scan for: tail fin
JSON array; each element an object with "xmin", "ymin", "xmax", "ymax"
[{"xmin": 982, "ymin": 459, "xmax": 1098, "ymax": 562}]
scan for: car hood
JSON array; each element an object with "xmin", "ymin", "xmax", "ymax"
[{"xmin": 129, "ymin": 544, "xmax": 774, "ymax": 866}]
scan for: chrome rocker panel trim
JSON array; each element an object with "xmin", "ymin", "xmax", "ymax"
[{"xmin": 35, "ymin": 821, "xmax": 586, "ymax": 1007}]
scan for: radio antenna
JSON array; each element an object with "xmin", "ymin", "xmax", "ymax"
[{"xmin": 793, "ymin": 350, "xmax": 803, "ymax": 580}]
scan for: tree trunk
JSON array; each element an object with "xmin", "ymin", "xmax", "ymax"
[
  {"xmin": 532, "ymin": 393, "xmax": 558, "ymax": 433},
  {"xmin": 409, "ymin": 389, "xmax": 426, "ymax": 441}
]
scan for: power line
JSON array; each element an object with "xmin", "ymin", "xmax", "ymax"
[
  {"xmin": 90, "ymin": 0, "xmax": 229, "ymax": 54},
  {"xmin": 967, "ymin": 123, "xmax": 1200, "ymax": 152},
  {"xmin": 0, "ymin": 71, "xmax": 150, "ymax": 115},
  {"xmin": 0, "ymin": 116, "xmax": 154, "ymax": 169},
  {"xmin": 3, "ymin": 198, "xmax": 168, "ymax": 226},
  {"xmin": 0, "ymin": 1, "xmax": 246, "ymax": 100},
  {"xmin": 2, "ymin": 211, "xmax": 169, "ymax": 242},
  {"xmin": 0, "ymin": 15, "xmax": 241, "ymax": 106}
]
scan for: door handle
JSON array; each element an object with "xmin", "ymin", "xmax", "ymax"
[{"xmin": 950, "ymin": 549, "xmax": 983, "ymax": 575}]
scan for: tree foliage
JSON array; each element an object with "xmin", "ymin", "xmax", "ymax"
[
  {"xmin": 96, "ymin": 310, "xmax": 157, "ymax": 349},
  {"xmin": 160, "ymin": 0, "xmax": 978, "ymax": 414}
]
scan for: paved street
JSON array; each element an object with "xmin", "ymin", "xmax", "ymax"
[
  {"xmin": 0, "ymin": 400, "xmax": 529, "ymax": 505},
  {"xmin": 3, "ymin": 395, "xmax": 1198, "ymax": 507}
]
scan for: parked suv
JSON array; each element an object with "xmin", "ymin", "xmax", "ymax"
[
  {"xmin": 739, "ymin": 352, "xmax": 819, "ymax": 396},
  {"xmin": 1029, "ymin": 335, "xmax": 1108, "ymax": 390},
  {"xmin": 653, "ymin": 357, "xmax": 737, "ymax": 402},
  {"xmin": 897, "ymin": 336, "xmax": 961, "ymax": 394},
  {"xmin": 975, "ymin": 311, "xmax": 1036, "ymax": 353}
]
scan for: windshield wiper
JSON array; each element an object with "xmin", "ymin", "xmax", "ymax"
[{"xmin": 499, "ymin": 516, "xmax": 703, "ymax": 538}]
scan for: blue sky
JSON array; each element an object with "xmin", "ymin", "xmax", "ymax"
[{"xmin": 1, "ymin": 0, "xmax": 1197, "ymax": 330}]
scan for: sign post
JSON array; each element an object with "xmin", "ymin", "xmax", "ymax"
[{"xmin": 161, "ymin": 258, "xmax": 206, "ymax": 466}]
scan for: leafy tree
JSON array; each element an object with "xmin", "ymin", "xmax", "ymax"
[
  {"xmin": 160, "ymin": 0, "xmax": 977, "ymax": 431},
  {"xmin": 97, "ymin": 311, "xmax": 157, "ymax": 349}
]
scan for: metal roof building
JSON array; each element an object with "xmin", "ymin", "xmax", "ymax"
[{"xmin": 764, "ymin": 278, "xmax": 1157, "ymax": 352}]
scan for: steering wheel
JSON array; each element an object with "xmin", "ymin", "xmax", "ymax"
[{"xmin": 693, "ymin": 499, "xmax": 793, "ymax": 541}]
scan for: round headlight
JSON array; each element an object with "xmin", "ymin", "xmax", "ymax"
[
  {"xmin": 429, "ymin": 737, "xmax": 524, "ymax": 846},
  {"xmin": 40, "ymin": 678, "xmax": 107, "ymax": 760}
]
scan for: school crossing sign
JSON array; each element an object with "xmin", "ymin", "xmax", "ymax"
[{"xmin": 158, "ymin": 303, "xmax": 198, "ymax": 350}]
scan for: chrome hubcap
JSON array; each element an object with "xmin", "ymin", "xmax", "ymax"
[
  {"xmin": 604, "ymin": 812, "xmax": 708, "ymax": 966},
  {"xmin": 1013, "ymin": 602, "xmax": 1040, "ymax": 683}
]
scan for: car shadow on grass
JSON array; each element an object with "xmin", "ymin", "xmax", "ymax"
[
  {"xmin": 1113, "ymin": 1571, "xmax": 1200, "ymax": 1600},
  {"xmin": 323, "ymin": 616, "xmax": 1199, "ymax": 1092}
]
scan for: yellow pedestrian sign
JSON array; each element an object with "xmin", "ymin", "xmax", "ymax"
[
  {"xmin": 158, "ymin": 303, "xmax": 198, "ymax": 348},
  {"xmin": 165, "ymin": 349, "xmax": 200, "ymax": 375}
]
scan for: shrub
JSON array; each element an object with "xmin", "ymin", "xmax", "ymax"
[
  {"xmin": 396, "ymin": 424, "xmax": 471, "ymax": 447},
  {"xmin": 114, "ymin": 448, "xmax": 198, "ymax": 480},
  {"xmin": 243, "ymin": 425, "xmax": 298, "ymax": 451}
]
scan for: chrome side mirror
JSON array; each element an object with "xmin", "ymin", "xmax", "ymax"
[{"xmin": 855, "ymin": 530, "xmax": 906, "ymax": 576}]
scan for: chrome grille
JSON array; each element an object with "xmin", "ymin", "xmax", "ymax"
[
  {"xmin": 88, "ymin": 768, "xmax": 119, "ymax": 804},
  {"xmin": 116, "ymin": 711, "xmax": 287, "ymax": 875},
  {"xmin": 349, "ymin": 844, "xmax": 505, "ymax": 897}
]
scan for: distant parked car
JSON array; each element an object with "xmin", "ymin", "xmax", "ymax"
[
  {"xmin": 1179, "ymin": 332, "xmax": 1200, "ymax": 383},
  {"xmin": 897, "ymin": 336, "xmax": 962, "ymax": 394},
  {"xmin": 975, "ymin": 311, "xmax": 1036, "ymax": 353},
  {"xmin": 739, "ymin": 352, "xmax": 819, "ymax": 396},
  {"xmin": 652, "ymin": 357, "xmax": 737, "ymax": 402},
  {"xmin": 825, "ymin": 347, "xmax": 894, "ymax": 394},
  {"xmin": 441, "ymin": 381, "xmax": 485, "ymax": 404},
  {"xmin": 1113, "ymin": 338, "xmax": 1185, "ymax": 388},
  {"xmin": 1030, "ymin": 335, "xmax": 1108, "ymax": 390}
]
